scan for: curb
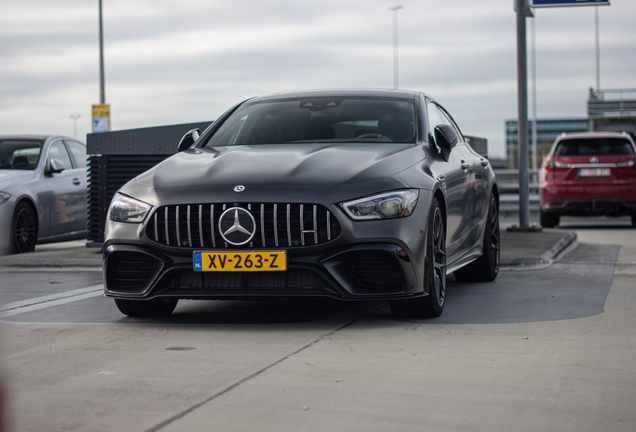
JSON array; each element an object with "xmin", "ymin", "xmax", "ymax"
[
  {"xmin": 538, "ymin": 231, "xmax": 578, "ymax": 264},
  {"xmin": 499, "ymin": 230, "xmax": 578, "ymax": 268}
]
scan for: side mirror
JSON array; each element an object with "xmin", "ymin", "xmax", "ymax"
[
  {"xmin": 45, "ymin": 158, "xmax": 66, "ymax": 175},
  {"xmin": 434, "ymin": 125, "xmax": 458, "ymax": 161},
  {"xmin": 178, "ymin": 129, "xmax": 201, "ymax": 152}
]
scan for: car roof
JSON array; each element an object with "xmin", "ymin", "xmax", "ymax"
[
  {"xmin": 0, "ymin": 134, "xmax": 73, "ymax": 140},
  {"xmin": 246, "ymin": 88, "xmax": 427, "ymax": 103},
  {"xmin": 557, "ymin": 131, "xmax": 633, "ymax": 141},
  {"xmin": 0, "ymin": 135, "xmax": 50, "ymax": 140},
  {"xmin": 0, "ymin": 135, "xmax": 85, "ymax": 144}
]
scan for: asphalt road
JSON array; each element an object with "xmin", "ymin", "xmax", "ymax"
[{"xmin": 1, "ymin": 220, "xmax": 635, "ymax": 432}]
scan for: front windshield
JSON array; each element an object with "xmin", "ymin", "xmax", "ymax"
[
  {"xmin": 204, "ymin": 97, "xmax": 417, "ymax": 147},
  {"xmin": 0, "ymin": 140, "xmax": 43, "ymax": 170}
]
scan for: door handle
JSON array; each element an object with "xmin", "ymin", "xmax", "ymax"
[
  {"xmin": 72, "ymin": 178, "xmax": 81, "ymax": 186},
  {"xmin": 461, "ymin": 161, "xmax": 470, "ymax": 170},
  {"xmin": 481, "ymin": 159, "xmax": 489, "ymax": 167}
]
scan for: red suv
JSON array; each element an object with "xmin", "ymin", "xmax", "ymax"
[{"xmin": 539, "ymin": 131, "xmax": 636, "ymax": 227}]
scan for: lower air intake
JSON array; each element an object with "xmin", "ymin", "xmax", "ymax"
[
  {"xmin": 107, "ymin": 251, "xmax": 158, "ymax": 290},
  {"xmin": 346, "ymin": 251, "xmax": 405, "ymax": 289}
]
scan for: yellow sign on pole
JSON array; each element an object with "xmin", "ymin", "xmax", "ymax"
[{"xmin": 92, "ymin": 103, "xmax": 111, "ymax": 133}]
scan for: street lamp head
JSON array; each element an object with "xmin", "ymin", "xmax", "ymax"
[{"xmin": 389, "ymin": 5, "xmax": 404, "ymax": 11}]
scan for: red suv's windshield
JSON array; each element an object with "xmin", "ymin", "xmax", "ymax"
[{"xmin": 554, "ymin": 138, "xmax": 634, "ymax": 156}]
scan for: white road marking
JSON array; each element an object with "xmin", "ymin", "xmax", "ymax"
[
  {"xmin": 0, "ymin": 267, "xmax": 101, "ymax": 272},
  {"xmin": 0, "ymin": 285, "xmax": 103, "ymax": 318}
]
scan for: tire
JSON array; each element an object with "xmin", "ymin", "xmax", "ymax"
[
  {"xmin": 453, "ymin": 195, "xmax": 500, "ymax": 282},
  {"xmin": 114, "ymin": 298, "xmax": 178, "ymax": 317},
  {"xmin": 10, "ymin": 202, "xmax": 37, "ymax": 254},
  {"xmin": 632, "ymin": 214, "xmax": 636, "ymax": 227},
  {"xmin": 390, "ymin": 198, "xmax": 446, "ymax": 318},
  {"xmin": 540, "ymin": 210, "xmax": 559, "ymax": 228}
]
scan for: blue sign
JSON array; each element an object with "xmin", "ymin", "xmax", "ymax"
[
  {"xmin": 193, "ymin": 252, "xmax": 203, "ymax": 271},
  {"xmin": 532, "ymin": 0, "xmax": 609, "ymax": 7}
]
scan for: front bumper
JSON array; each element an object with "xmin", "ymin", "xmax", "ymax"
[
  {"xmin": 541, "ymin": 198, "xmax": 636, "ymax": 216},
  {"xmin": 103, "ymin": 191, "xmax": 433, "ymax": 301},
  {"xmin": 540, "ymin": 182, "xmax": 636, "ymax": 216},
  {"xmin": 103, "ymin": 242, "xmax": 418, "ymax": 301}
]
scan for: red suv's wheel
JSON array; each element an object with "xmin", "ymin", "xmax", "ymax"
[{"xmin": 540, "ymin": 210, "xmax": 559, "ymax": 228}]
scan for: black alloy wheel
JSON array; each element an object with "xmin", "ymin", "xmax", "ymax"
[
  {"xmin": 390, "ymin": 197, "xmax": 446, "ymax": 318},
  {"xmin": 453, "ymin": 194, "xmax": 500, "ymax": 282},
  {"xmin": 431, "ymin": 205, "xmax": 447, "ymax": 309},
  {"xmin": 11, "ymin": 202, "xmax": 37, "ymax": 254},
  {"xmin": 488, "ymin": 197, "xmax": 501, "ymax": 275},
  {"xmin": 115, "ymin": 298, "xmax": 179, "ymax": 317}
]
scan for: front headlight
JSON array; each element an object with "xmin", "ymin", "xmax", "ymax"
[
  {"xmin": 0, "ymin": 192, "xmax": 11, "ymax": 206},
  {"xmin": 340, "ymin": 189, "xmax": 419, "ymax": 221},
  {"xmin": 109, "ymin": 193, "xmax": 152, "ymax": 223}
]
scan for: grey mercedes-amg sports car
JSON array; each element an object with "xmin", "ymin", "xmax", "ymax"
[{"xmin": 104, "ymin": 89, "xmax": 500, "ymax": 319}]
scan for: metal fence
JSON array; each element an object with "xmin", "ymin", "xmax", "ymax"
[{"xmin": 494, "ymin": 169, "xmax": 540, "ymax": 213}]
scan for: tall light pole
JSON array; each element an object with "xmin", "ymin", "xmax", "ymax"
[
  {"xmin": 531, "ymin": 15, "xmax": 538, "ymax": 172},
  {"xmin": 69, "ymin": 114, "xmax": 81, "ymax": 138},
  {"xmin": 98, "ymin": 0, "xmax": 105, "ymax": 104},
  {"xmin": 389, "ymin": 5, "xmax": 403, "ymax": 89},
  {"xmin": 515, "ymin": 0, "xmax": 531, "ymax": 228},
  {"xmin": 595, "ymin": 6, "xmax": 600, "ymax": 91}
]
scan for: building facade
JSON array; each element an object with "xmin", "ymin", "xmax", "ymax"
[{"xmin": 505, "ymin": 118, "xmax": 588, "ymax": 169}]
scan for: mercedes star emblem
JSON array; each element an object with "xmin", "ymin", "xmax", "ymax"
[
  {"xmin": 218, "ymin": 207, "xmax": 256, "ymax": 246},
  {"xmin": 234, "ymin": 185, "xmax": 245, "ymax": 192}
]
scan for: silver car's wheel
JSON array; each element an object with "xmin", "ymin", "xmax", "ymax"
[{"xmin": 11, "ymin": 202, "xmax": 37, "ymax": 254}]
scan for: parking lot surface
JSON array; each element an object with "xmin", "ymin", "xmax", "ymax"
[{"xmin": 1, "ymin": 222, "xmax": 635, "ymax": 432}]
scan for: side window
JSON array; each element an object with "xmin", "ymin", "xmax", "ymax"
[
  {"xmin": 47, "ymin": 140, "xmax": 73, "ymax": 170},
  {"xmin": 65, "ymin": 141, "xmax": 88, "ymax": 169},
  {"xmin": 437, "ymin": 106, "xmax": 465, "ymax": 143},
  {"xmin": 427, "ymin": 102, "xmax": 446, "ymax": 135}
]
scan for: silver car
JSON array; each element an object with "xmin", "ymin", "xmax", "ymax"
[{"xmin": 0, "ymin": 135, "xmax": 88, "ymax": 254}]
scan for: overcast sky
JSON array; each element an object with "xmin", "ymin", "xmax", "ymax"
[{"xmin": 2, "ymin": 0, "xmax": 635, "ymax": 158}]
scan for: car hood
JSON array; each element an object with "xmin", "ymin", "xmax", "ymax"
[
  {"xmin": 0, "ymin": 170, "xmax": 35, "ymax": 190},
  {"xmin": 135, "ymin": 143, "xmax": 425, "ymax": 189}
]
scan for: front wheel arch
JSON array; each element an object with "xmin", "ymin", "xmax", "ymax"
[{"xmin": 389, "ymin": 196, "xmax": 447, "ymax": 318}]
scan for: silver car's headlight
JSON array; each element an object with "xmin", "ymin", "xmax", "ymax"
[
  {"xmin": 109, "ymin": 193, "xmax": 152, "ymax": 223},
  {"xmin": 0, "ymin": 192, "xmax": 11, "ymax": 206},
  {"xmin": 340, "ymin": 189, "xmax": 419, "ymax": 221}
]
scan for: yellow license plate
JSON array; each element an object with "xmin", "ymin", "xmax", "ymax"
[{"xmin": 193, "ymin": 251, "xmax": 287, "ymax": 272}]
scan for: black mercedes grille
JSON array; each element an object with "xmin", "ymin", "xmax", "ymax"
[
  {"xmin": 146, "ymin": 203, "xmax": 341, "ymax": 249},
  {"xmin": 346, "ymin": 251, "xmax": 405, "ymax": 289},
  {"xmin": 107, "ymin": 251, "xmax": 157, "ymax": 289}
]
